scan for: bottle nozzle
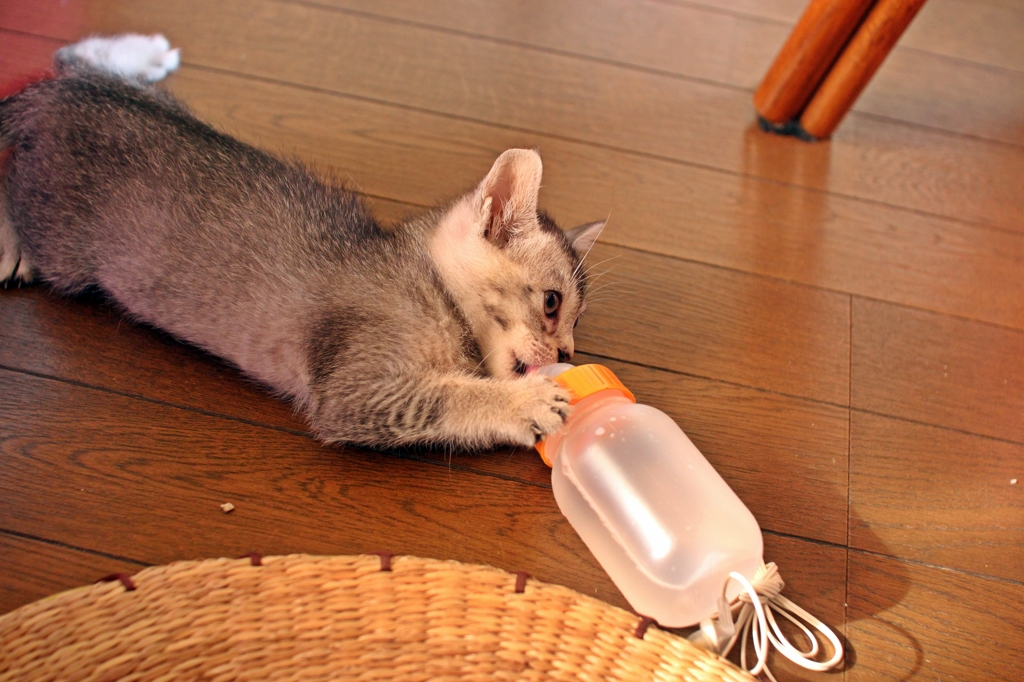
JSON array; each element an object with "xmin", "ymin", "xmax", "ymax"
[{"xmin": 687, "ymin": 596, "xmax": 735, "ymax": 652}]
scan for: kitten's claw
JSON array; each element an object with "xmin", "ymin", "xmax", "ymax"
[
  {"xmin": 511, "ymin": 375, "xmax": 572, "ymax": 447},
  {"xmin": 0, "ymin": 211, "xmax": 34, "ymax": 284},
  {"xmin": 60, "ymin": 34, "xmax": 181, "ymax": 82}
]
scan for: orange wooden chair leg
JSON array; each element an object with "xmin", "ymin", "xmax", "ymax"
[
  {"xmin": 799, "ymin": 0, "xmax": 929, "ymax": 139},
  {"xmin": 754, "ymin": 0, "xmax": 876, "ymax": 126}
]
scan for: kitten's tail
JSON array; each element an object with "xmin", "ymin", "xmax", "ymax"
[
  {"xmin": 0, "ymin": 32, "xmax": 181, "ymax": 136},
  {"xmin": 0, "ymin": 32, "xmax": 181, "ymax": 147},
  {"xmin": 53, "ymin": 34, "xmax": 180, "ymax": 83}
]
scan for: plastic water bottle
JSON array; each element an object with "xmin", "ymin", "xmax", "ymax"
[{"xmin": 536, "ymin": 363, "xmax": 763, "ymax": 628}]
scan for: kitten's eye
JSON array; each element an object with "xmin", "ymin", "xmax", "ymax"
[{"xmin": 544, "ymin": 290, "xmax": 561, "ymax": 318}]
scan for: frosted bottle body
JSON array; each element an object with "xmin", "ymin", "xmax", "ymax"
[{"xmin": 544, "ymin": 383, "xmax": 763, "ymax": 627}]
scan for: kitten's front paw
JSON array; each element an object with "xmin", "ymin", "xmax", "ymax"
[
  {"xmin": 63, "ymin": 34, "xmax": 181, "ymax": 82},
  {"xmin": 0, "ymin": 216, "xmax": 34, "ymax": 284},
  {"xmin": 510, "ymin": 375, "xmax": 571, "ymax": 447}
]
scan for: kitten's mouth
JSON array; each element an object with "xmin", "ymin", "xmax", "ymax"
[{"xmin": 512, "ymin": 358, "xmax": 538, "ymax": 376}]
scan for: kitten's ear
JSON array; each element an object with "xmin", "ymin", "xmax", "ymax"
[
  {"xmin": 565, "ymin": 220, "xmax": 605, "ymax": 257},
  {"xmin": 477, "ymin": 149, "xmax": 543, "ymax": 247}
]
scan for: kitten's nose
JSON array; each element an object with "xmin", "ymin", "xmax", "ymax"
[{"xmin": 558, "ymin": 348, "xmax": 573, "ymax": 363}]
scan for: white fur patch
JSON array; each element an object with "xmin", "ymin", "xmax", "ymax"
[{"xmin": 66, "ymin": 34, "xmax": 181, "ymax": 82}]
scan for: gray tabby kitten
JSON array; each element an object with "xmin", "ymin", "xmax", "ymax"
[{"xmin": 0, "ymin": 35, "xmax": 605, "ymax": 451}]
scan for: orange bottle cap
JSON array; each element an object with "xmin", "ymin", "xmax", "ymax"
[{"xmin": 535, "ymin": 364, "xmax": 635, "ymax": 466}]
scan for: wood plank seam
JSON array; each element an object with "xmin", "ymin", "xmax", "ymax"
[
  {"xmin": 577, "ymin": 350, "xmax": 856, "ymax": 409},
  {"xmin": 849, "ymin": 547, "xmax": 1024, "ymax": 590},
  {"xmin": 0, "ymin": 529, "xmax": 150, "ymax": 569},
  {"xmin": 763, "ymin": 529, "xmax": 848, "ymax": 552},
  {"xmin": 565, "ymin": 351, "xmax": 853, "ymax": 410},
  {"xmin": 842, "ymin": 104, "xmax": 1024, "ymax": 151},
  {"xmin": 0, "ymin": 363, "xmax": 554, "ymax": 489},
  {"xmin": 535, "ymin": 241, "xmax": 1024, "ymax": 335},
  {"xmin": 851, "ymin": 407, "xmax": 1024, "ymax": 449},
  {"xmin": 847, "ymin": 294, "xmax": 854, "ymax": 542},
  {"xmin": 278, "ymin": 0, "xmax": 752, "ymax": 95},
  {"xmin": 846, "ymin": 292, "xmax": 853, "ymax": 669},
  {"xmin": 0, "ymin": 26, "xmax": 63, "ymax": 44},
  {"xmin": 896, "ymin": 44, "xmax": 1024, "ymax": 77},
  {"xmin": 645, "ymin": 0, "xmax": 794, "ymax": 26},
  {"xmin": 0, "ymin": 362, "xmax": 311, "ymax": 438}
]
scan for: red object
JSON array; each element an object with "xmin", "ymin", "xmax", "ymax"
[{"xmin": 0, "ymin": 68, "xmax": 53, "ymax": 100}]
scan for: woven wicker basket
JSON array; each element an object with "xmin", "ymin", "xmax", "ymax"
[{"xmin": 0, "ymin": 553, "xmax": 752, "ymax": 681}]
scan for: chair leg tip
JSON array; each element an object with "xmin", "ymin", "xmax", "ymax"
[{"xmin": 756, "ymin": 115, "xmax": 822, "ymax": 142}]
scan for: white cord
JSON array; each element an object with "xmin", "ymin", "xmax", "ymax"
[{"xmin": 703, "ymin": 562, "xmax": 844, "ymax": 681}]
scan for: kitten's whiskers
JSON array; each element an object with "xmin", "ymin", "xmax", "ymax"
[{"xmin": 571, "ymin": 217, "xmax": 609, "ymax": 281}]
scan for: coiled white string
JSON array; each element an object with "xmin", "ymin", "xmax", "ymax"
[{"xmin": 692, "ymin": 562, "xmax": 843, "ymax": 681}]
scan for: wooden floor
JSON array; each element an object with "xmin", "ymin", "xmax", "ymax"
[{"xmin": 2, "ymin": 1, "xmax": 1022, "ymax": 679}]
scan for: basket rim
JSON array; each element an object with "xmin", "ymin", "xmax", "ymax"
[{"xmin": 0, "ymin": 552, "xmax": 754, "ymax": 682}]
